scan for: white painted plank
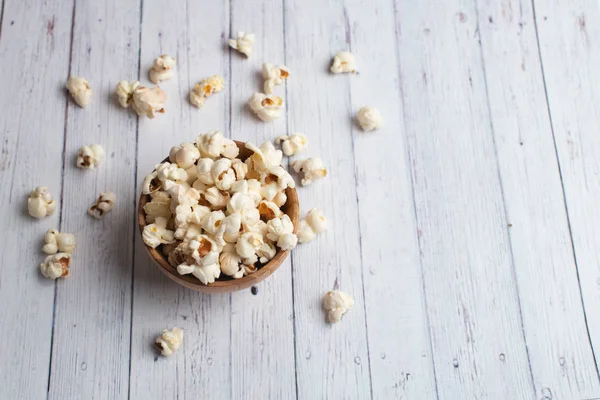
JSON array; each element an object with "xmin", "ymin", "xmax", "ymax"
[
  {"xmin": 47, "ymin": 1, "xmax": 139, "ymax": 398},
  {"xmin": 129, "ymin": 1, "xmax": 231, "ymax": 399},
  {"xmin": 229, "ymin": 1, "xmax": 297, "ymax": 398},
  {"xmin": 394, "ymin": 0, "xmax": 535, "ymax": 397},
  {"xmin": 0, "ymin": 1, "xmax": 73, "ymax": 398},
  {"xmin": 343, "ymin": 0, "xmax": 438, "ymax": 398},
  {"xmin": 475, "ymin": 0, "xmax": 600, "ymax": 398},
  {"xmin": 533, "ymin": 0, "xmax": 600, "ymax": 378},
  {"xmin": 284, "ymin": 1, "xmax": 372, "ymax": 398}
]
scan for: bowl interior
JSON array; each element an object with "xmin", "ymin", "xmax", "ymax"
[{"xmin": 137, "ymin": 140, "xmax": 299, "ymax": 293}]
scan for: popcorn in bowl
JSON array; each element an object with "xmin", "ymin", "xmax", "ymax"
[{"xmin": 138, "ymin": 131, "xmax": 301, "ymax": 288}]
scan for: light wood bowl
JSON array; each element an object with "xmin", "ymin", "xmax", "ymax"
[{"xmin": 137, "ymin": 140, "xmax": 299, "ymax": 293}]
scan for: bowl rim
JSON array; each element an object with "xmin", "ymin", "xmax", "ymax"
[{"xmin": 137, "ymin": 140, "xmax": 299, "ymax": 293}]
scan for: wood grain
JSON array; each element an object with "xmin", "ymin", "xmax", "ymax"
[
  {"xmin": 47, "ymin": 0, "xmax": 140, "ymax": 398},
  {"xmin": 533, "ymin": 0, "xmax": 600, "ymax": 380},
  {"xmin": 344, "ymin": 0, "xmax": 438, "ymax": 398},
  {"xmin": 0, "ymin": 0, "xmax": 73, "ymax": 399},
  {"xmin": 129, "ymin": 1, "xmax": 232, "ymax": 399},
  {"xmin": 475, "ymin": 0, "xmax": 600, "ymax": 398},
  {"xmin": 228, "ymin": 0, "xmax": 297, "ymax": 398},
  {"xmin": 284, "ymin": 0, "xmax": 372, "ymax": 398},
  {"xmin": 395, "ymin": 0, "xmax": 536, "ymax": 397}
]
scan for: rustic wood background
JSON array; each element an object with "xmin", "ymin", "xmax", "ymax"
[{"xmin": 1, "ymin": 0, "xmax": 599, "ymax": 399}]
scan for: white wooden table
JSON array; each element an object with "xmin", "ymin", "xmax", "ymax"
[{"xmin": 2, "ymin": 0, "xmax": 600, "ymax": 398}]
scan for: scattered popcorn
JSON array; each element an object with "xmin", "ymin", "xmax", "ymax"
[
  {"xmin": 323, "ymin": 290, "xmax": 354, "ymax": 323},
  {"xmin": 66, "ymin": 76, "xmax": 92, "ymax": 108},
  {"xmin": 132, "ymin": 85, "xmax": 167, "ymax": 118},
  {"xmin": 292, "ymin": 157, "xmax": 327, "ymax": 186},
  {"xmin": 27, "ymin": 186, "xmax": 57, "ymax": 219},
  {"xmin": 248, "ymin": 93, "xmax": 284, "ymax": 122},
  {"xmin": 88, "ymin": 192, "xmax": 116, "ymax": 219},
  {"xmin": 142, "ymin": 217, "xmax": 175, "ymax": 248},
  {"xmin": 169, "ymin": 143, "xmax": 200, "ymax": 169},
  {"xmin": 262, "ymin": 63, "xmax": 290, "ymax": 94},
  {"xmin": 356, "ymin": 106, "xmax": 382, "ymax": 131},
  {"xmin": 155, "ymin": 327, "xmax": 183, "ymax": 356},
  {"xmin": 297, "ymin": 208, "xmax": 327, "ymax": 243},
  {"xmin": 40, "ymin": 253, "xmax": 71, "ymax": 279},
  {"xmin": 42, "ymin": 229, "xmax": 76, "ymax": 254},
  {"xmin": 276, "ymin": 133, "xmax": 308, "ymax": 156},
  {"xmin": 330, "ymin": 51, "xmax": 357, "ymax": 74},
  {"xmin": 190, "ymin": 76, "xmax": 225, "ymax": 108},
  {"xmin": 76, "ymin": 144, "xmax": 105, "ymax": 169},
  {"xmin": 149, "ymin": 54, "xmax": 176, "ymax": 84},
  {"xmin": 228, "ymin": 31, "xmax": 255, "ymax": 57},
  {"xmin": 115, "ymin": 80, "xmax": 141, "ymax": 108}
]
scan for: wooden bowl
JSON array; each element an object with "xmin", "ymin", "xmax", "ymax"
[{"xmin": 137, "ymin": 140, "xmax": 299, "ymax": 293}]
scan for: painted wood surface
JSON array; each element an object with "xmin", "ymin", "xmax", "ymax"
[{"xmin": 1, "ymin": 0, "xmax": 600, "ymax": 399}]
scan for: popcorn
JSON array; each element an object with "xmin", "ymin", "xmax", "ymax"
[
  {"xmin": 196, "ymin": 158, "xmax": 215, "ymax": 185},
  {"xmin": 177, "ymin": 262, "xmax": 221, "ymax": 285},
  {"xmin": 88, "ymin": 192, "xmax": 116, "ymax": 219},
  {"xmin": 356, "ymin": 106, "xmax": 382, "ymax": 131},
  {"xmin": 266, "ymin": 215, "xmax": 297, "ymax": 251},
  {"xmin": 227, "ymin": 193, "xmax": 259, "ymax": 225},
  {"xmin": 219, "ymin": 244, "xmax": 244, "ymax": 278},
  {"xmin": 40, "ymin": 253, "xmax": 71, "ymax": 279},
  {"xmin": 195, "ymin": 131, "xmax": 239, "ymax": 160},
  {"xmin": 142, "ymin": 217, "xmax": 175, "ymax": 248},
  {"xmin": 276, "ymin": 133, "xmax": 308, "ymax": 156},
  {"xmin": 76, "ymin": 144, "xmax": 105, "ymax": 169},
  {"xmin": 42, "ymin": 229, "xmax": 76, "ymax": 254},
  {"xmin": 211, "ymin": 158, "xmax": 236, "ymax": 191},
  {"xmin": 330, "ymin": 51, "xmax": 357, "ymax": 74},
  {"xmin": 115, "ymin": 80, "xmax": 141, "ymax": 108},
  {"xmin": 262, "ymin": 63, "xmax": 290, "ymax": 94},
  {"xmin": 201, "ymin": 210, "xmax": 226, "ymax": 236},
  {"xmin": 169, "ymin": 143, "xmax": 200, "ymax": 169},
  {"xmin": 297, "ymin": 208, "xmax": 327, "ymax": 243},
  {"xmin": 27, "ymin": 186, "xmax": 57, "ymax": 219},
  {"xmin": 143, "ymin": 192, "xmax": 172, "ymax": 224},
  {"xmin": 190, "ymin": 76, "xmax": 225, "ymax": 108},
  {"xmin": 116, "ymin": 81, "xmax": 167, "ymax": 118},
  {"xmin": 155, "ymin": 327, "xmax": 183, "ymax": 356},
  {"xmin": 131, "ymin": 85, "xmax": 167, "ymax": 118},
  {"xmin": 292, "ymin": 157, "xmax": 327, "ymax": 186},
  {"xmin": 149, "ymin": 54, "xmax": 176, "ymax": 84},
  {"xmin": 222, "ymin": 213, "xmax": 242, "ymax": 243},
  {"xmin": 201, "ymin": 187, "xmax": 229, "ymax": 209},
  {"xmin": 156, "ymin": 162, "xmax": 188, "ymax": 183},
  {"xmin": 258, "ymin": 200, "xmax": 282, "ymax": 221},
  {"xmin": 142, "ymin": 171, "xmax": 162, "ymax": 194},
  {"xmin": 66, "ymin": 76, "xmax": 92, "ymax": 108},
  {"xmin": 323, "ymin": 290, "xmax": 354, "ymax": 323},
  {"xmin": 231, "ymin": 179, "xmax": 262, "ymax": 206},
  {"xmin": 257, "ymin": 242, "xmax": 276, "ymax": 263},
  {"xmin": 248, "ymin": 93, "xmax": 284, "ymax": 122},
  {"xmin": 245, "ymin": 141, "xmax": 283, "ymax": 172},
  {"xmin": 228, "ymin": 31, "xmax": 255, "ymax": 57},
  {"xmin": 235, "ymin": 232, "xmax": 264, "ymax": 261},
  {"xmin": 272, "ymin": 191, "xmax": 287, "ymax": 207}
]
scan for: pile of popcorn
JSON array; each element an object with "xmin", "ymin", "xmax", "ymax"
[{"xmin": 141, "ymin": 131, "xmax": 327, "ymax": 285}]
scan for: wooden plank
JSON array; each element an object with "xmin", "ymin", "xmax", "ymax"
[
  {"xmin": 0, "ymin": 0, "xmax": 73, "ymax": 398},
  {"xmin": 475, "ymin": 0, "xmax": 600, "ymax": 398},
  {"xmin": 394, "ymin": 0, "xmax": 536, "ymax": 397},
  {"xmin": 343, "ymin": 0, "xmax": 438, "ymax": 398},
  {"xmin": 47, "ymin": 0, "xmax": 140, "ymax": 398},
  {"xmin": 129, "ymin": 1, "xmax": 231, "ymax": 399},
  {"xmin": 228, "ymin": 0, "xmax": 297, "ymax": 398},
  {"xmin": 284, "ymin": 1, "xmax": 372, "ymax": 398},
  {"xmin": 533, "ymin": 0, "xmax": 600, "ymax": 379}
]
